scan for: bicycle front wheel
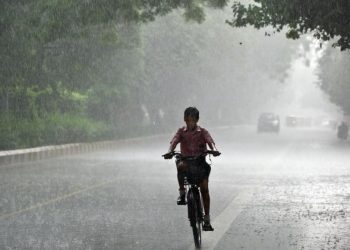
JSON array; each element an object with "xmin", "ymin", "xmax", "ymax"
[
  {"xmin": 187, "ymin": 190, "xmax": 202, "ymax": 248},
  {"xmin": 192, "ymin": 217, "xmax": 201, "ymax": 248}
]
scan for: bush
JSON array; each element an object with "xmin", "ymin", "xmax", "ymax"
[
  {"xmin": 42, "ymin": 113, "xmax": 110, "ymax": 145},
  {"xmin": 0, "ymin": 116, "xmax": 18, "ymax": 150},
  {"xmin": 0, "ymin": 112, "xmax": 160, "ymax": 150},
  {"xmin": 0, "ymin": 114, "xmax": 111, "ymax": 150}
]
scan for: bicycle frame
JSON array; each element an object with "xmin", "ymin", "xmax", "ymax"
[
  {"xmin": 185, "ymin": 177, "xmax": 203, "ymax": 248},
  {"xmin": 162, "ymin": 150, "xmax": 220, "ymax": 248},
  {"xmin": 185, "ymin": 177, "xmax": 204, "ymax": 225}
]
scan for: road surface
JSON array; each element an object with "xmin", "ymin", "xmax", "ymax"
[{"xmin": 1, "ymin": 126, "xmax": 349, "ymax": 249}]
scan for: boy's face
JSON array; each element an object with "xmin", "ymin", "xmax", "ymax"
[{"xmin": 184, "ymin": 116, "xmax": 198, "ymax": 130}]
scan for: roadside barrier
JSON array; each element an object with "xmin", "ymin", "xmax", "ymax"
[
  {"xmin": 0, "ymin": 133, "xmax": 170, "ymax": 166},
  {"xmin": 0, "ymin": 125, "xmax": 233, "ymax": 166},
  {"xmin": 0, "ymin": 141, "xmax": 122, "ymax": 166}
]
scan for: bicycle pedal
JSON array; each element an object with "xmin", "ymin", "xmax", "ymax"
[
  {"xmin": 177, "ymin": 200, "xmax": 187, "ymax": 205},
  {"xmin": 203, "ymin": 224, "xmax": 214, "ymax": 231}
]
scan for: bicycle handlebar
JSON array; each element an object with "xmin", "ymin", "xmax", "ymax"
[{"xmin": 162, "ymin": 150, "xmax": 221, "ymax": 160}]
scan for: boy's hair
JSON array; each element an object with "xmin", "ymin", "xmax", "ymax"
[{"xmin": 184, "ymin": 107, "xmax": 199, "ymax": 120}]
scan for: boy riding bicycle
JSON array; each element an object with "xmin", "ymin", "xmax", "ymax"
[{"xmin": 163, "ymin": 107, "xmax": 220, "ymax": 231}]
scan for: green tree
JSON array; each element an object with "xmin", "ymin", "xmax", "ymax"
[
  {"xmin": 0, "ymin": 0, "xmax": 302, "ymax": 149},
  {"xmin": 0, "ymin": 0, "xmax": 230, "ymax": 118},
  {"xmin": 228, "ymin": 0, "xmax": 350, "ymax": 50},
  {"xmin": 318, "ymin": 48, "xmax": 350, "ymax": 114}
]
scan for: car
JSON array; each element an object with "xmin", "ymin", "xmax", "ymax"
[
  {"xmin": 257, "ymin": 113, "xmax": 280, "ymax": 133},
  {"xmin": 337, "ymin": 121, "xmax": 349, "ymax": 140},
  {"xmin": 285, "ymin": 115, "xmax": 297, "ymax": 127}
]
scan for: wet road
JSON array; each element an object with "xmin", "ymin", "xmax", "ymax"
[{"xmin": 1, "ymin": 126, "xmax": 350, "ymax": 249}]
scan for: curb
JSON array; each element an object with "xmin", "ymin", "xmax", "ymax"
[
  {"xmin": 0, "ymin": 125, "xmax": 234, "ymax": 167},
  {"xmin": 0, "ymin": 133, "xmax": 168, "ymax": 167}
]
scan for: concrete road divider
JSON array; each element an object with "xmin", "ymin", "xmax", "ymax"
[
  {"xmin": 0, "ymin": 133, "xmax": 171, "ymax": 167},
  {"xmin": 0, "ymin": 141, "xmax": 123, "ymax": 166},
  {"xmin": 0, "ymin": 126, "xmax": 233, "ymax": 167}
]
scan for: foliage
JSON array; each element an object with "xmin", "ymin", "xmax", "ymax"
[
  {"xmin": 0, "ymin": 0, "xmax": 301, "ymax": 150},
  {"xmin": 228, "ymin": 0, "xmax": 350, "ymax": 51},
  {"xmin": 0, "ymin": 114, "xmax": 110, "ymax": 150},
  {"xmin": 318, "ymin": 47, "xmax": 350, "ymax": 114}
]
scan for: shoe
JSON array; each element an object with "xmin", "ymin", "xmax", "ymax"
[
  {"xmin": 177, "ymin": 194, "xmax": 186, "ymax": 205},
  {"xmin": 203, "ymin": 221, "xmax": 214, "ymax": 231},
  {"xmin": 203, "ymin": 215, "xmax": 214, "ymax": 231},
  {"xmin": 177, "ymin": 189, "xmax": 186, "ymax": 205}
]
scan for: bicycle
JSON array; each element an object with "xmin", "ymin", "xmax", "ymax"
[{"xmin": 162, "ymin": 150, "xmax": 220, "ymax": 248}]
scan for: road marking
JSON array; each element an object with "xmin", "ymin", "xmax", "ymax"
[
  {"xmin": 187, "ymin": 143, "xmax": 292, "ymax": 249},
  {"xmin": 0, "ymin": 178, "xmax": 119, "ymax": 220},
  {"xmin": 188, "ymin": 188, "xmax": 254, "ymax": 250}
]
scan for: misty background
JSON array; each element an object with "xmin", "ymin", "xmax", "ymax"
[
  {"xmin": 0, "ymin": 1, "xmax": 348, "ymax": 150},
  {"xmin": 2, "ymin": 2, "xmax": 350, "ymax": 249}
]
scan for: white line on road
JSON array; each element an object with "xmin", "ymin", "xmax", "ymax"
[
  {"xmin": 188, "ymin": 188, "xmax": 254, "ymax": 250},
  {"xmin": 187, "ymin": 142, "xmax": 293, "ymax": 249}
]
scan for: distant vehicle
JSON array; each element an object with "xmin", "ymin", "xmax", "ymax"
[
  {"xmin": 337, "ymin": 122, "xmax": 348, "ymax": 140},
  {"xmin": 285, "ymin": 115, "xmax": 297, "ymax": 127},
  {"xmin": 257, "ymin": 113, "xmax": 280, "ymax": 133}
]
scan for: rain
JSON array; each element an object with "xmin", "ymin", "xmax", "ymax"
[{"xmin": 1, "ymin": 1, "xmax": 350, "ymax": 249}]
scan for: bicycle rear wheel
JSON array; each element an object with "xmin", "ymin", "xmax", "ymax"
[
  {"xmin": 192, "ymin": 217, "xmax": 201, "ymax": 248},
  {"xmin": 187, "ymin": 190, "xmax": 202, "ymax": 248}
]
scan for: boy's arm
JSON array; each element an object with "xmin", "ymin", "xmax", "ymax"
[
  {"xmin": 203, "ymin": 129, "xmax": 218, "ymax": 151},
  {"xmin": 208, "ymin": 142, "xmax": 217, "ymax": 151},
  {"xmin": 168, "ymin": 144, "xmax": 176, "ymax": 153},
  {"xmin": 167, "ymin": 128, "xmax": 182, "ymax": 153}
]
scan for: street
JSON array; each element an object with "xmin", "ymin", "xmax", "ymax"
[{"xmin": 1, "ymin": 126, "xmax": 350, "ymax": 250}]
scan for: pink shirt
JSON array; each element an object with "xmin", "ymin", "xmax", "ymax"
[{"xmin": 170, "ymin": 126, "xmax": 215, "ymax": 157}]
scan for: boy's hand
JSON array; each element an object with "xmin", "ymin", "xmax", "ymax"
[
  {"xmin": 162, "ymin": 152, "xmax": 173, "ymax": 159},
  {"xmin": 212, "ymin": 151, "xmax": 221, "ymax": 157}
]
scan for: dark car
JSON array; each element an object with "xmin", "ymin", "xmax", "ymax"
[
  {"xmin": 257, "ymin": 113, "xmax": 280, "ymax": 133},
  {"xmin": 337, "ymin": 122, "xmax": 349, "ymax": 140}
]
